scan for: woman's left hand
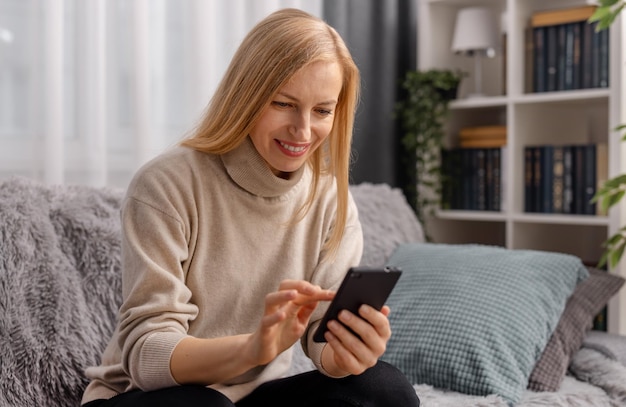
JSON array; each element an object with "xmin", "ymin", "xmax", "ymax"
[{"xmin": 321, "ymin": 304, "xmax": 392, "ymax": 376}]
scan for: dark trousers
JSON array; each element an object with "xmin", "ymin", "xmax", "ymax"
[{"xmin": 83, "ymin": 361, "xmax": 420, "ymax": 407}]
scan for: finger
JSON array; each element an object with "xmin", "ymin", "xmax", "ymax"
[
  {"xmin": 277, "ymin": 280, "xmax": 335, "ymax": 303},
  {"xmin": 357, "ymin": 305, "xmax": 392, "ymax": 341},
  {"xmin": 336, "ymin": 309, "xmax": 388, "ymax": 357},
  {"xmin": 325, "ymin": 328, "xmax": 373, "ymax": 374},
  {"xmin": 264, "ymin": 289, "xmax": 297, "ymax": 311}
]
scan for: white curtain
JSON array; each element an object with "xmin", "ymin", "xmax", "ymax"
[{"xmin": 0, "ymin": 0, "xmax": 322, "ymax": 188}]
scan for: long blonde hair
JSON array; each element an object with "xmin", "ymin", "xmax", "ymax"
[{"xmin": 182, "ymin": 8, "xmax": 360, "ymax": 257}]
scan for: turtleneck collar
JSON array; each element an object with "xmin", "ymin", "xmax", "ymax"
[{"xmin": 221, "ymin": 136, "xmax": 306, "ymax": 198}]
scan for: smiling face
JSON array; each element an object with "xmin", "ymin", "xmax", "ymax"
[{"xmin": 249, "ymin": 61, "xmax": 344, "ymax": 179}]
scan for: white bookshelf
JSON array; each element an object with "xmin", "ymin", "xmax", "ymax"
[{"xmin": 417, "ymin": 0, "xmax": 626, "ymax": 335}]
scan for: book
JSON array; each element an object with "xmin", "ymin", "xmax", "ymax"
[
  {"xmin": 533, "ymin": 146, "xmax": 543, "ymax": 212},
  {"xmin": 573, "ymin": 145, "xmax": 586, "ymax": 214},
  {"xmin": 572, "ymin": 22, "xmax": 582, "ymax": 90},
  {"xmin": 596, "ymin": 143, "xmax": 608, "ymax": 216},
  {"xmin": 581, "ymin": 21, "xmax": 596, "ymax": 89},
  {"xmin": 459, "ymin": 125, "xmax": 507, "ymax": 148},
  {"xmin": 524, "ymin": 146, "xmax": 535, "ymax": 212},
  {"xmin": 546, "ymin": 25, "xmax": 559, "ymax": 91},
  {"xmin": 477, "ymin": 149, "xmax": 487, "ymax": 211},
  {"xmin": 552, "ymin": 146, "xmax": 564, "ymax": 213},
  {"xmin": 541, "ymin": 145, "xmax": 555, "ymax": 213},
  {"xmin": 490, "ymin": 148, "xmax": 502, "ymax": 211},
  {"xmin": 525, "ymin": 26, "xmax": 535, "ymax": 93},
  {"xmin": 533, "ymin": 27, "xmax": 547, "ymax": 92},
  {"xmin": 531, "ymin": 5, "xmax": 597, "ymax": 28},
  {"xmin": 599, "ymin": 28, "xmax": 610, "ymax": 88},
  {"xmin": 583, "ymin": 144, "xmax": 597, "ymax": 215},
  {"xmin": 562, "ymin": 145, "xmax": 574, "ymax": 214},
  {"xmin": 459, "ymin": 138, "xmax": 507, "ymax": 149},
  {"xmin": 459, "ymin": 125, "xmax": 507, "ymax": 139}
]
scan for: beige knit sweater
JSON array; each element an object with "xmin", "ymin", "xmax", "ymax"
[{"xmin": 81, "ymin": 137, "xmax": 363, "ymax": 404}]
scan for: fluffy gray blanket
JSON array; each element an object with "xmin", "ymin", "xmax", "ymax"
[{"xmin": 0, "ymin": 177, "xmax": 123, "ymax": 407}]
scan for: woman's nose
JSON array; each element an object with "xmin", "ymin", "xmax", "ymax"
[{"xmin": 290, "ymin": 113, "xmax": 311, "ymax": 141}]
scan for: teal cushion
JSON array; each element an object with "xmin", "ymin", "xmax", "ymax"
[{"xmin": 382, "ymin": 243, "xmax": 588, "ymax": 405}]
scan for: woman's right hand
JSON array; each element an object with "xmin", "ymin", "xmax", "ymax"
[
  {"xmin": 171, "ymin": 279, "xmax": 333, "ymax": 386},
  {"xmin": 246, "ymin": 279, "xmax": 334, "ymax": 366}
]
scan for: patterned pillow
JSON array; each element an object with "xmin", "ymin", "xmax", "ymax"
[
  {"xmin": 528, "ymin": 267, "xmax": 625, "ymax": 391},
  {"xmin": 382, "ymin": 243, "xmax": 588, "ymax": 405}
]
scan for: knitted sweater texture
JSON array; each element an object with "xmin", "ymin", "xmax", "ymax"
[{"xmin": 82, "ymin": 137, "xmax": 363, "ymax": 404}]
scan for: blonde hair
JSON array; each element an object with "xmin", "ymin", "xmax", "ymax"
[{"xmin": 181, "ymin": 8, "xmax": 360, "ymax": 258}]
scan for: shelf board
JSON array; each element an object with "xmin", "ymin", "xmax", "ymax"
[
  {"xmin": 512, "ymin": 213, "xmax": 610, "ymax": 226},
  {"xmin": 449, "ymin": 96, "xmax": 508, "ymax": 110},
  {"xmin": 436, "ymin": 210, "xmax": 506, "ymax": 222},
  {"xmin": 513, "ymin": 88, "xmax": 610, "ymax": 105},
  {"xmin": 436, "ymin": 210, "xmax": 610, "ymax": 226}
]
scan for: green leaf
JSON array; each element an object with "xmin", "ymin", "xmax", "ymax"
[
  {"xmin": 609, "ymin": 241, "xmax": 626, "ymax": 269},
  {"xmin": 597, "ymin": 251, "xmax": 608, "ymax": 268},
  {"xmin": 599, "ymin": 0, "xmax": 622, "ymax": 7},
  {"xmin": 589, "ymin": 6, "xmax": 612, "ymax": 23}
]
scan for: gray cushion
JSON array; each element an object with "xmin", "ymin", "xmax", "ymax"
[
  {"xmin": 528, "ymin": 268, "xmax": 625, "ymax": 391},
  {"xmin": 349, "ymin": 183, "xmax": 424, "ymax": 267},
  {"xmin": 382, "ymin": 242, "xmax": 588, "ymax": 405}
]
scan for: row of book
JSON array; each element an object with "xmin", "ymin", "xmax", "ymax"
[
  {"xmin": 530, "ymin": 5, "xmax": 609, "ymax": 93},
  {"xmin": 524, "ymin": 144, "xmax": 607, "ymax": 215},
  {"xmin": 441, "ymin": 147, "xmax": 504, "ymax": 212}
]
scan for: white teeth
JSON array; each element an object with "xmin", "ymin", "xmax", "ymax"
[{"xmin": 279, "ymin": 141, "xmax": 306, "ymax": 152}]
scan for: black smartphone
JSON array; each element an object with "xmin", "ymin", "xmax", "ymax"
[{"xmin": 313, "ymin": 266, "xmax": 402, "ymax": 342}]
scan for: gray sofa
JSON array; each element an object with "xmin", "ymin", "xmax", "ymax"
[
  {"xmin": 2, "ymin": 177, "xmax": 625, "ymax": 407},
  {"xmin": 0, "ymin": 177, "xmax": 423, "ymax": 407}
]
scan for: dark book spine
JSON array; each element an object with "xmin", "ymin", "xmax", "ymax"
[
  {"xmin": 562, "ymin": 145, "xmax": 574, "ymax": 214},
  {"xmin": 546, "ymin": 25, "xmax": 559, "ymax": 92},
  {"xmin": 533, "ymin": 146, "xmax": 543, "ymax": 212},
  {"xmin": 552, "ymin": 146, "xmax": 564, "ymax": 213},
  {"xmin": 492, "ymin": 148, "xmax": 502, "ymax": 211},
  {"xmin": 564, "ymin": 23, "xmax": 575, "ymax": 90},
  {"xmin": 485, "ymin": 148, "xmax": 494, "ymax": 211},
  {"xmin": 556, "ymin": 24, "xmax": 566, "ymax": 90},
  {"xmin": 583, "ymin": 144, "xmax": 597, "ymax": 215},
  {"xmin": 524, "ymin": 146, "xmax": 535, "ymax": 212},
  {"xmin": 572, "ymin": 22, "xmax": 582, "ymax": 89},
  {"xmin": 592, "ymin": 23, "xmax": 601, "ymax": 87},
  {"xmin": 581, "ymin": 21, "xmax": 594, "ymax": 89},
  {"xmin": 533, "ymin": 27, "xmax": 547, "ymax": 92},
  {"xmin": 462, "ymin": 149, "xmax": 473, "ymax": 210},
  {"xmin": 541, "ymin": 145, "xmax": 554, "ymax": 213},
  {"xmin": 476, "ymin": 149, "xmax": 487, "ymax": 211},
  {"xmin": 573, "ymin": 145, "xmax": 586, "ymax": 214},
  {"xmin": 599, "ymin": 28, "xmax": 610, "ymax": 88}
]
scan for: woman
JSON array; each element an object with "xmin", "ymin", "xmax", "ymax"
[{"xmin": 82, "ymin": 8, "xmax": 419, "ymax": 407}]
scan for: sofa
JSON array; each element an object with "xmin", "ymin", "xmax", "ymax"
[{"xmin": 1, "ymin": 177, "xmax": 625, "ymax": 407}]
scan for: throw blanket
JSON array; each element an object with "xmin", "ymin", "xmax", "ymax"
[{"xmin": 0, "ymin": 178, "xmax": 124, "ymax": 407}]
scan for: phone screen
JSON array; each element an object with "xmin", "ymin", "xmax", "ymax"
[{"xmin": 313, "ymin": 266, "xmax": 402, "ymax": 342}]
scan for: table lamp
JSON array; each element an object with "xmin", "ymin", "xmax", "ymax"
[{"xmin": 451, "ymin": 7, "xmax": 498, "ymax": 98}]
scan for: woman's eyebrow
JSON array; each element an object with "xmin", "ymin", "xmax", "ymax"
[{"xmin": 277, "ymin": 91, "xmax": 337, "ymax": 106}]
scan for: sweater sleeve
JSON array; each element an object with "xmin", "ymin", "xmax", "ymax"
[
  {"xmin": 116, "ymin": 181, "xmax": 198, "ymax": 391},
  {"xmin": 302, "ymin": 190, "xmax": 364, "ymax": 377}
]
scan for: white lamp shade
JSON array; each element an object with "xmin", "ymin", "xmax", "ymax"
[{"xmin": 451, "ymin": 7, "xmax": 498, "ymax": 55}]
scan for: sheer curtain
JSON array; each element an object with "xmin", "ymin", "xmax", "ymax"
[{"xmin": 0, "ymin": 0, "xmax": 322, "ymax": 188}]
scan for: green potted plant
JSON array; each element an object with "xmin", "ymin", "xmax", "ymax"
[
  {"xmin": 590, "ymin": 0, "xmax": 626, "ymax": 268},
  {"xmin": 395, "ymin": 69, "xmax": 462, "ymax": 236}
]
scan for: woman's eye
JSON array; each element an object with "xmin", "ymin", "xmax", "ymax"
[
  {"xmin": 316, "ymin": 108, "xmax": 333, "ymax": 116},
  {"xmin": 272, "ymin": 101, "xmax": 291, "ymax": 108}
]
